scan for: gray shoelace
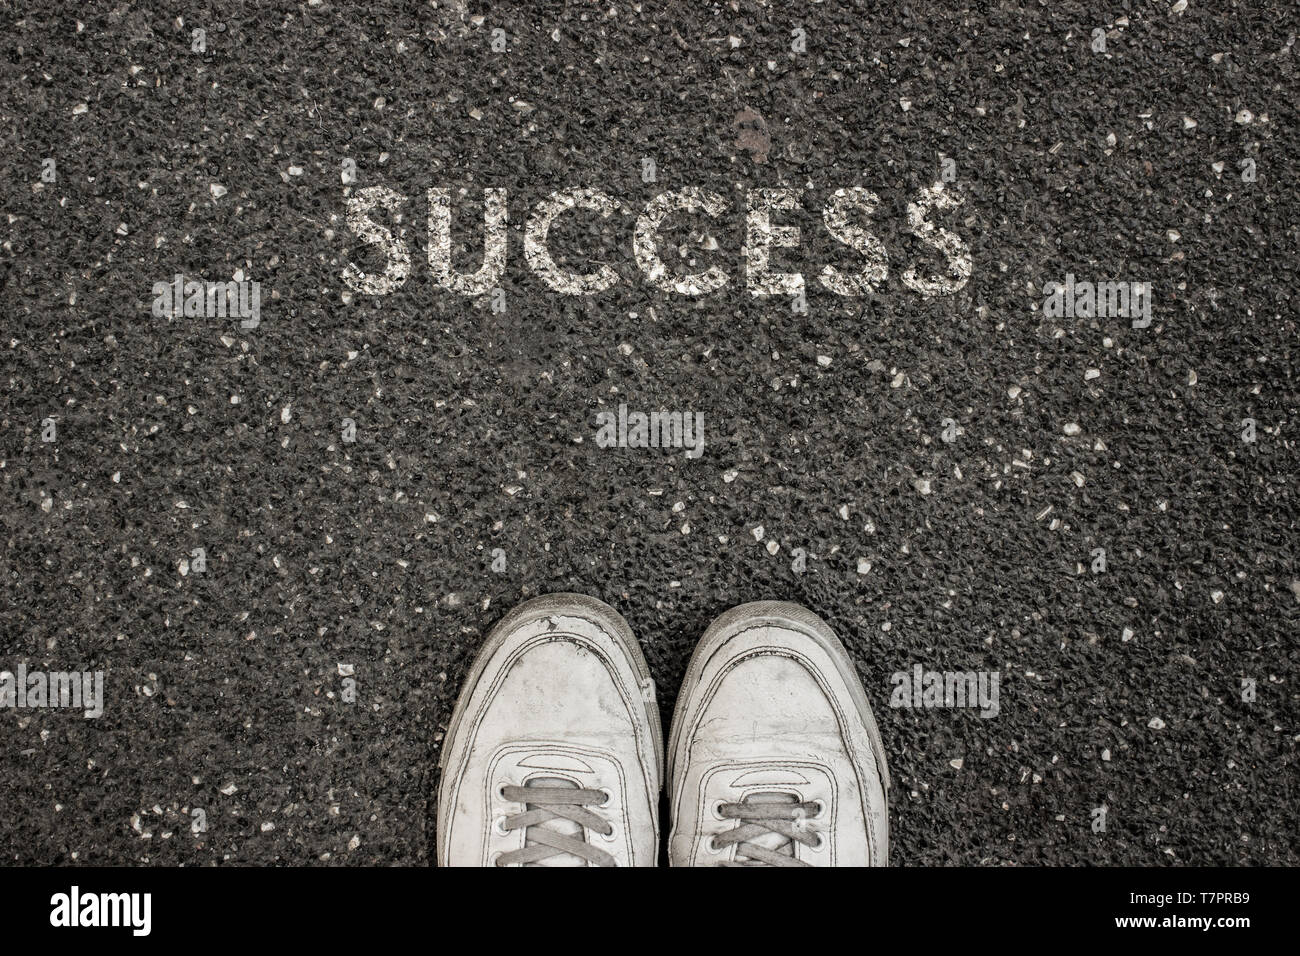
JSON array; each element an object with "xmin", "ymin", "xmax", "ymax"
[
  {"xmin": 713, "ymin": 793, "xmax": 821, "ymax": 867},
  {"xmin": 497, "ymin": 781, "xmax": 616, "ymax": 867}
]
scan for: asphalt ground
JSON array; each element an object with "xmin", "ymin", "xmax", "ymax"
[{"xmin": 0, "ymin": 1, "xmax": 1296, "ymax": 865}]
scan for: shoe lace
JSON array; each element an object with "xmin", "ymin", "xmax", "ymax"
[
  {"xmin": 496, "ymin": 778, "xmax": 617, "ymax": 867},
  {"xmin": 712, "ymin": 792, "xmax": 821, "ymax": 867}
]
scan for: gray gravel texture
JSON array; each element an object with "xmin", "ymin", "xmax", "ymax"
[{"xmin": 1, "ymin": 1, "xmax": 1296, "ymax": 865}]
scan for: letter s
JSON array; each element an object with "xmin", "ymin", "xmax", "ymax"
[
  {"xmin": 901, "ymin": 182, "xmax": 972, "ymax": 296},
  {"xmin": 818, "ymin": 187, "xmax": 888, "ymax": 295},
  {"xmin": 342, "ymin": 186, "xmax": 411, "ymax": 295}
]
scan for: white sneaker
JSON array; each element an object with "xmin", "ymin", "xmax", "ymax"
[
  {"xmin": 667, "ymin": 602, "xmax": 890, "ymax": 866},
  {"xmin": 437, "ymin": 593, "xmax": 662, "ymax": 866}
]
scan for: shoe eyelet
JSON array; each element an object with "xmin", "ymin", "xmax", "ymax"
[
  {"xmin": 811, "ymin": 833, "xmax": 824, "ymax": 849},
  {"xmin": 812, "ymin": 800, "xmax": 826, "ymax": 818},
  {"xmin": 711, "ymin": 800, "xmax": 727, "ymax": 821},
  {"xmin": 598, "ymin": 789, "xmax": 611, "ymax": 806},
  {"xmin": 494, "ymin": 816, "xmax": 509, "ymax": 835},
  {"xmin": 707, "ymin": 835, "xmax": 722, "ymax": 853}
]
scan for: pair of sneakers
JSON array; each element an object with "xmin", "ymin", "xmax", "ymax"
[{"xmin": 436, "ymin": 593, "xmax": 890, "ymax": 866}]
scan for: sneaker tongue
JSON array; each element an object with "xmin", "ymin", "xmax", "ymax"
[
  {"xmin": 524, "ymin": 777, "xmax": 585, "ymax": 867},
  {"xmin": 745, "ymin": 791, "xmax": 798, "ymax": 806}
]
